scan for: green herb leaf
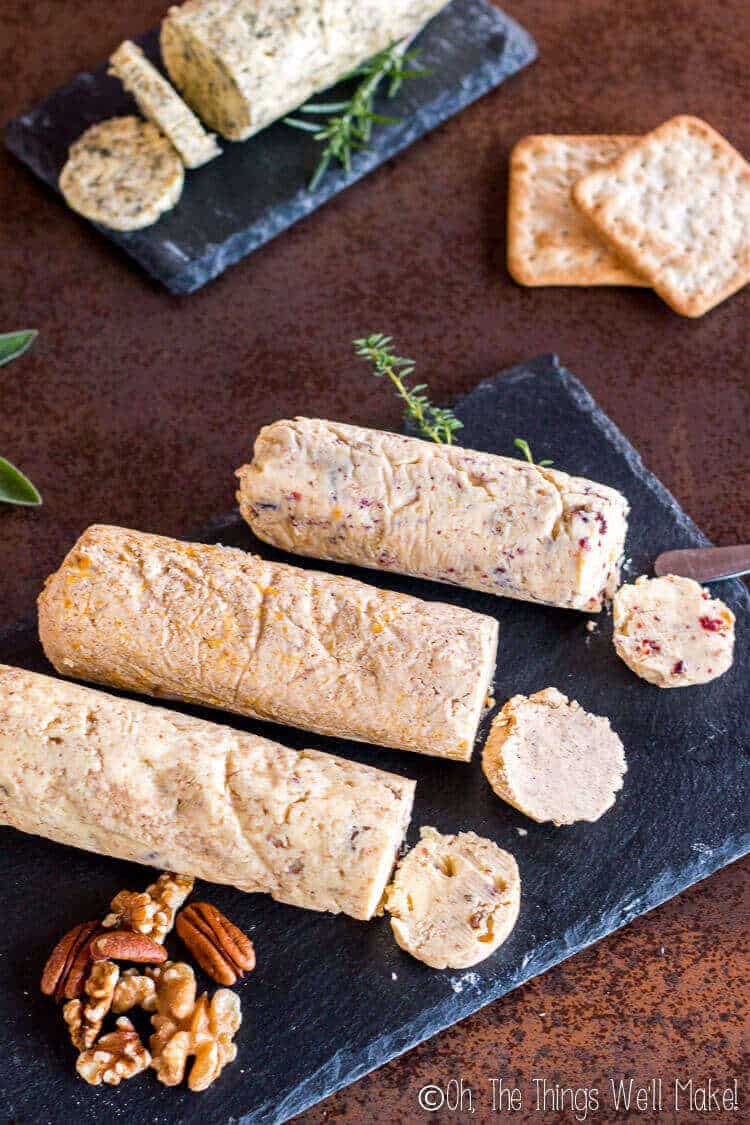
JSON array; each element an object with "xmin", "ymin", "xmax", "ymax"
[
  {"xmin": 354, "ymin": 334, "xmax": 463, "ymax": 446},
  {"xmin": 288, "ymin": 40, "xmax": 428, "ymax": 189},
  {"xmin": 297, "ymin": 101, "xmax": 351, "ymax": 114},
  {"xmin": 283, "ymin": 117, "xmax": 322, "ymax": 133},
  {"xmin": 514, "ymin": 437, "xmax": 553, "ymax": 466},
  {"xmin": 0, "ymin": 329, "xmax": 37, "ymax": 367},
  {"xmin": 0, "ymin": 457, "xmax": 42, "ymax": 507}
]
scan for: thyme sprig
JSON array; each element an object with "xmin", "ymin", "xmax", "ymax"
[
  {"xmin": 1, "ymin": 330, "xmax": 42, "ymax": 506},
  {"xmin": 354, "ymin": 334, "xmax": 462, "ymax": 445},
  {"xmin": 514, "ymin": 438, "xmax": 553, "ymax": 467},
  {"xmin": 285, "ymin": 41, "xmax": 428, "ymax": 190}
]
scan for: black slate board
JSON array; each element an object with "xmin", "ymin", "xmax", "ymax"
[
  {"xmin": 1, "ymin": 355, "xmax": 748, "ymax": 1124},
  {"xmin": 4, "ymin": 0, "xmax": 536, "ymax": 294}
]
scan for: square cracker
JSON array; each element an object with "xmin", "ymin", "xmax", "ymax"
[
  {"xmin": 572, "ymin": 116, "xmax": 750, "ymax": 317},
  {"xmin": 507, "ymin": 135, "xmax": 646, "ymax": 286}
]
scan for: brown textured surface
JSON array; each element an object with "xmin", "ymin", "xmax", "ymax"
[{"xmin": 0, "ymin": 1, "xmax": 747, "ymax": 1121}]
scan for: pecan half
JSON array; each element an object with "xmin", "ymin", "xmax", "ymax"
[
  {"xmin": 41, "ymin": 920, "xmax": 100, "ymax": 1001},
  {"xmin": 63, "ymin": 927, "xmax": 108, "ymax": 1001},
  {"xmin": 175, "ymin": 904, "xmax": 255, "ymax": 986},
  {"xmin": 90, "ymin": 930, "xmax": 168, "ymax": 964}
]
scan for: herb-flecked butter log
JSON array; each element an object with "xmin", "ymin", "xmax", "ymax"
[
  {"xmin": 237, "ymin": 419, "xmax": 630, "ymax": 612},
  {"xmin": 38, "ymin": 525, "xmax": 498, "ymax": 761},
  {"xmin": 0, "ymin": 664, "xmax": 414, "ymax": 919},
  {"xmin": 160, "ymin": 0, "xmax": 450, "ymax": 141}
]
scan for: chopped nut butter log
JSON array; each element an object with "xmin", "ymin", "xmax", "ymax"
[
  {"xmin": 0, "ymin": 665, "xmax": 415, "ymax": 920},
  {"xmin": 160, "ymin": 0, "xmax": 449, "ymax": 141},
  {"xmin": 237, "ymin": 419, "xmax": 629, "ymax": 612},
  {"xmin": 38, "ymin": 525, "xmax": 497, "ymax": 761}
]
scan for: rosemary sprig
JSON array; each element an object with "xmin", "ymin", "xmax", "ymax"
[
  {"xmin": 354, "ymin": 334, "xmax": 462, "ymax": 445},
  {"xmin": 1, "ymin": 330, "xmax": 42, "ymax": 506},
  {"xmin": 285, "ymin": 41, "xmax": 428, "ymax": 190},
  {"xmin": 514, "ymin": 438, "xmax": 553, "ymax": 467}
]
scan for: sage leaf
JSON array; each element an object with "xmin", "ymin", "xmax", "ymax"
[
  {"xmin": 0, "ymin": 457, "xmax": 42, "ymax": 506},
  {"xmin": 0, "ymin": 329, "xmax": 37, "ymax": 367}
]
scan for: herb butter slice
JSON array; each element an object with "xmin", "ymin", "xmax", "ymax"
[
  {"xmin": 109, "ymin": 41, "xmax": 221, "ymax": 169},
  {"xmin": 160, "ymin": 0, "xmax": 449, "ymax": 142},
  {"xmin": 59, "ymin": 117, "xmax": 184, "ymax": 231}
]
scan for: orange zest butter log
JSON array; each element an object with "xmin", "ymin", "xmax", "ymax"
[
  {"xmin": 0, "ymin": 665, "xmax": 414, "ymax": 920},
  {"xmin": 236, "ymin": 419, "xmax": 630, "ymax": 612},
  {"xmin": 38, "ymin": 525, "xmax": 498, "ymax": 762}
]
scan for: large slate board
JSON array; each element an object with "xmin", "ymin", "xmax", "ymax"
[
  {"xmin": 0, "ymin": 355, "xmax": 747, "ymax": 1124},
  {"xmin": 3, "ymin": 0, "xmax": 536, "ymax": 294}
]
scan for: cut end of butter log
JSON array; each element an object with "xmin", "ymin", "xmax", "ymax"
[
  {"xmin": 385, "ymin": 827, "xmax": 520, "ymax": 969},
  {"xmin": 613, "ymin": 574, "xmax": 735, "ymax": 687},
  {"xmin": 482, "ymin": 688, "xmax": 627, "ymax": 826}
]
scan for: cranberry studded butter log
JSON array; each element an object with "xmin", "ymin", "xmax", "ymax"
[
  {"xmin": 0, "ymin": 665, "xmax": 414, "ymax": 919},
  {"xmin": 237, "ymin": 419, "xmax": 630, "ymax": 612},
  {"xmin": 161, "ymin": 0, "xmax": 449, "ymax": 142},
  {"xmin": 38, "ymin": 526, "xmax": 498, "ymax": 761}
]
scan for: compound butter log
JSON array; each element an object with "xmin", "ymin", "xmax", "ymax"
[
  {"xmin": 237, "ymin": 419, "xmax": 630, "ymax": 612},
  {"xmin": 160, "ymin": 0, "xmax": 449, "ymax": 141},
  {"xmin": 38, "ymin": 525, "xmax": 497, "ymax": 762},
  {"xmin": 0, "ymin": 664, "xmax": 414, "ymax": 920}
]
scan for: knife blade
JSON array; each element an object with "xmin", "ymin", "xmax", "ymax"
[{"xmin": 654, "ymin": 544, "xmax": 750, "ymax": 583}]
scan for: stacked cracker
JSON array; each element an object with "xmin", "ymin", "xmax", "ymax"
[{"xmin": 508, "ymin": 116, "xmax": 750, "ymax": 317}]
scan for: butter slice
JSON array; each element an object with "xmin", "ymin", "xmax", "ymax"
[
  {"xmin": 60, "ymin": 117, "xmax": 184, "ymax": 231},
  {"xmin": 482, "ymin": 688, "xmax": 626, "ymax": 825},
  {"xmin": 613, "ymin": 575, "xmax": 735, "ymax": 687},
  {"xmin": 385, "ymin": 827, "xmax": 520, "ymax": 969},
  {"xmin": 109, "ymin": 40, "xmax": 220, "ymax": 169}
]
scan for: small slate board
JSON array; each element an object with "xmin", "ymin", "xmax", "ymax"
[
  {"xmin": 0, "ymin": 355, "xmax": 747, "ymax": 1124},
  {"xmin": 3, "ymin": 0, "xmax": 536, "ymax": 294}
]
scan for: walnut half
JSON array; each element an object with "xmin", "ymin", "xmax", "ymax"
[
  {"xmin": 148, "ymin": 961, "xmax": 242, "ymax": 1091},
  {"xmin": 103, "ymin": 872, "xmax": 194, "ymax": 943},
  {"xmin": 76, "ymin": 1017, "xmax": 151, "ymax": 1086},
  {"xmin": 63, "ymin": 960, "xmax": 120, "ymax": 1050},
  {"xmin": 112, "ymin": 967, "xmax": 157, "ymax": 1014}
]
